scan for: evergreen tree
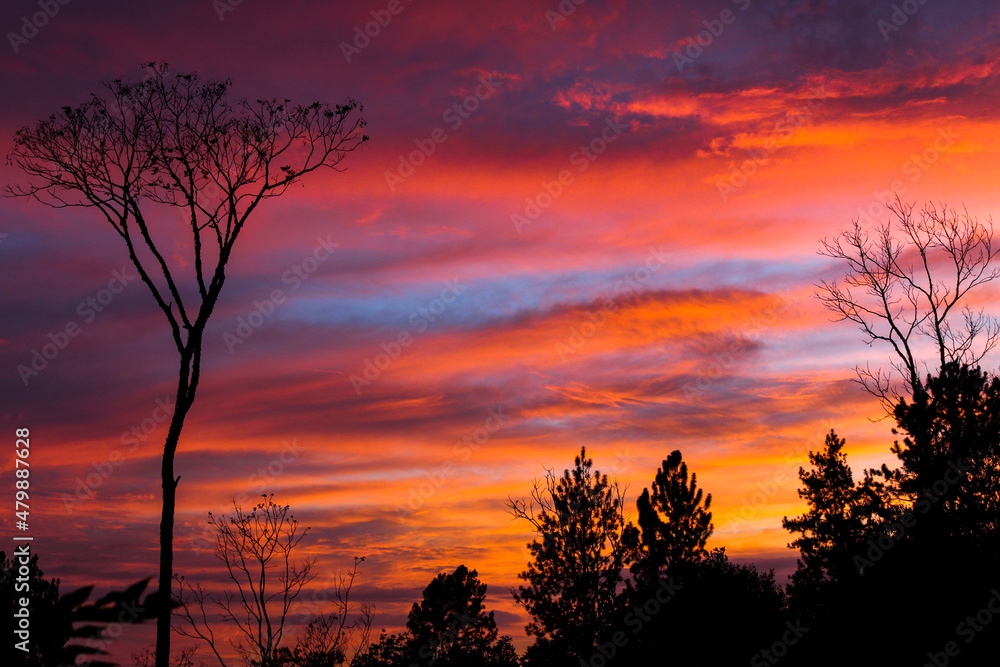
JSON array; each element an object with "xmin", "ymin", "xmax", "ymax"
[
  {"xmin": 406, "ymin": 565, "xmax": 515, "ymax": 667},
  {"xmin": 627, "ymin": 450, "xmax": 713, "ymax": 589},
  {"xmin": 784, "ymin": 413, "xmax": 1000, "ymax": 664},
  {"xmin": 508, "ymin": 447, "xmax": 628, "ymax": 664},
  {"xmin": 782, "ymin": 431, "xmax": 890, "ymax": 617},
  {"xmin": 855, "ymin": 363, "xmax": 1000, "ymax": 665},
  {"xmin": 353, "ymin": 566, "xmax": 515, "ymax": 667},
  {"xmin": 885, "ymin": 362, "xmax": 1000, "ymax": 539}
]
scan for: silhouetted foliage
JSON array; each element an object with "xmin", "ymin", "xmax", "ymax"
[
  {"xmin": 507, "ymin": 448, "xmax": 628, "ymax": 664},
  {"xmin": 6, "ymin": 62, "xmax": 367, "ymax": 667},
  {"xmin": 59, "ymin": 578, "xmax": 161, "ymax": 667},
  {"xmin": 404, "ymin": 565, "xmax": 513, "ymax": 666},
  {"xmin": 784, "ymin": 368, "xmax": 1000, "ymax": 664},
  {"xmin": 866, "ymin": 363, "xmax": 1000, "ymax": 665},
  {"xmin": 782, "ymin": 430, "xmax": 892, "ymax": 619},
  {"xmin": 2, "ymin": 551, "xmax": 161, "ymax": 667},
  {"xmin": 886, "ymin": 362, "xmax": 1000, "ymax": 537},
  {"xmin": 351, "ymin": 631, "xmax": 410, "ymax": 667},
  {"xmin": 2, "ymin": 551, "xmax": 62, "ymax": 666},
  {"xmin": 626, "ymin": 450, "xmax": 713, "ymax": 589},
  {"xmin": 613, "ymin": 548, "xmax": 786, "ymax": 666},
  {"xmin": 352, "ymin": 566, "xmax": 515, "ymax": 667}
]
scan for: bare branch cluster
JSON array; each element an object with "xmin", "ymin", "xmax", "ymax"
[
  {"xmin": 174, "ymin": 495, "xmax": 315, "ymax": 667},
  {"xmin": 818, "ymin": 196, "xmax": 1000, "ymax": 410},
  {"xmin": 288, "ymin": 556, "xmax": 375, "ymax": 667},
  {"xmin": 6, "ymin": 61, "xmax": 368, "ymax": 355}
]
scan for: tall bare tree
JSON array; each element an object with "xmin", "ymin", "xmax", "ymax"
[
  {"xmin": 6, "ymin": 63, "xmax": 368, "ymax": 667},
  {"xmin": 818, "ymin": 197, "xmax": 1000, "ymax": 410}
]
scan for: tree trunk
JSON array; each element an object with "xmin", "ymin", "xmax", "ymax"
[
  {"xmin": 155, "ymin": 350, "xmax": 197, "ymax": 667},
  {"xmin": 155, "ymin": 426, "xmax": 179, "ymax": 667}
]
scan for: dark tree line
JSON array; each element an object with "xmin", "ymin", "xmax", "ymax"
[
  {"xmin": 503, "ymin": 447, "xmax": 786, "ymax": 667},
  {"xmin": 484, "ymin": 202, "xmax": 1000, "ymax": 665},
  {"xmin": 780, "ymin": 363, "xmax": 1000, "ymax": 665},
  {"xmin": 11, "ymin": 378, "xmax": 997, "ymax": 666},
  {"xmin": 492, "ymin": 369, "xmax": 1000, "ymax": 665}
]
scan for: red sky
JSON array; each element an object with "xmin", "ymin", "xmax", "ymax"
[{"xmin": 3, "ymin": 0, "xmax": 1000, "ymax": 660}]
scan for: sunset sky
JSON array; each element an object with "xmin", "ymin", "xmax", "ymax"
[{"xmin": 4, "ymin": 0, "xmax": 1000, "ymax": 660}]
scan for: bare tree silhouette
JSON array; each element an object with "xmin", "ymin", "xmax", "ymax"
[
  {"xmin": 6, "ymin": 63, "xmax": 367, "ymax": 667},
  {"xmin": 174, "ymin": 496, "xmax": 373, "ymax": 667},
  {"xmin": 818, "ymin": 197, "xmax": 1000, "ymax": 411},
  {"xmin": 276, "ymin": 556, "xmax": 374, "ymax": 667}
]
